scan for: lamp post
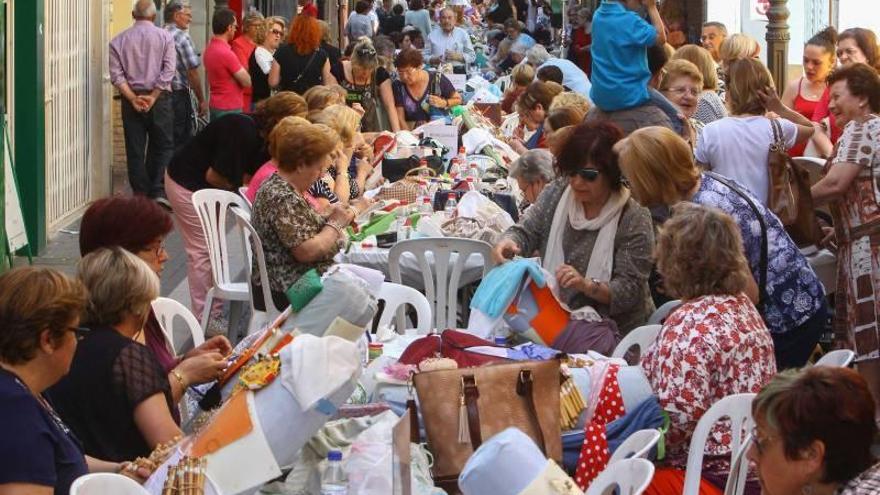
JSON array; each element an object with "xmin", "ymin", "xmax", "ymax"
[{"xmin": 765, "ymin": 0, "xmax": 790, "ymax": 95}]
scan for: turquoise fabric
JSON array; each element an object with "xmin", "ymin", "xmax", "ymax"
[{"xmin": 470, "ymin": 258, "xmax": 546, "ymax": 318}]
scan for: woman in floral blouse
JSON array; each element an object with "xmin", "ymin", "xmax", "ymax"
[
  {"xmin": 810, "ymin": 64, "xmax": 880, "ymax": 394},
  {"xmin": 641, "ymin": 203, "xmax": 776, "ymax": 494},
  {"xmin": 251, "ymin": 119, "xmax": 360, "ymax": 311},
  {"xmin": 617, "ymin": 126, "xmax": 828, "ymax": 369}
]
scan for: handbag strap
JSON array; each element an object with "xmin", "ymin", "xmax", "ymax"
[
  {"xmin": 705, "ymin": 172, "xmax": 769, "ymax": 310},
  {"xmin": 516, "ymin": 369, "xmax": 548, "ymax": 456},
  {"xmin": 769, "ymin": 118, "xmax": 785, "ymax": 151},
  {"xmin": 292, "ymin": 50, "xmax": 320, "ymax": 85},
  {"xmin": 463, "ymin": 375, "xmax": 483, "ymax": 450}
]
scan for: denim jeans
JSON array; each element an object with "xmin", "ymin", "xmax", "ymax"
[
  {"xmin": 171, "ymin": 88, "xmax": 194, "ymax": 151},
  {"xmin": 121, "ymin": 92, "xmax": 174, "ymax": 198}
]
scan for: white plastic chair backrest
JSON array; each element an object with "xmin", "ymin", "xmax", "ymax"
[
  {"xmin": 585, "ymin": 458, "xmax": 655, "ymax": 495},
  {"xmin": 792, "ymin": 157, "xmax": 826, "ymax": 186},
  {"xmin": 647, "ymin": 300, "xmax": 682, "ymax": 325},
  {"xmin": 724, "ymin": 435, "xmax": 752, "ymax": 495},
  {"xmin": 611, "ymin": 324, "xmax": 661, "ymax": 361},
  {"xmin": 230, "ymin": 207, "xmax": 280, "ymax": 325},
  {"xmin": 70, "ymin": 473, "xmax": 150, "ymax": 495},
  {"xmin": 376, "ymin": 282, "xmax": 433, "ymax": 335},
  {"xmin": 815, "ymin": 349, "xmax": 855, "ymax": 368},
  {"xmin": 607, "ymin": 429, "xmax": 662, "ymax": 465},
  {"xmin": 192, "ymin": 189, "xmax": 247, "ymax": 290},
  {"xmin": 238, "ymin": 186, "xmax": 253, "ymax": 212},
  {"xmin": 683, "ymin": 393, "xmax": 757, "ymax": 495},
  {"xmin": 151, "ymin": 297, "xmax": 205, "ymax": 355},
  {"xmin": 388, "ymin": 237, "xmax": 495, "ymax": 330}
]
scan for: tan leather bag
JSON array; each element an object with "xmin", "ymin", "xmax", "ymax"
[
  {"xmin": 767, "ymin": 119, "xmax": 821, "ymax": 246},
  {"xmin": 412, "ymin": 359, "xmax": 562, "ymax": 492}
]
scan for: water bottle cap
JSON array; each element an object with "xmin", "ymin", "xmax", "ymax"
[
  {"xmin": 328, "ymin": 450, "xmax": 343, "ymax": 461},
  {"xmin": 423, "ymin": 197, "xmax": 431, "ymax": 203},
  {"xmin": 448, "ymin": 192, "xmax": 456, "ymax": 198}
]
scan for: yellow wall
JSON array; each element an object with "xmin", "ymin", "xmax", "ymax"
[{"xmin": 111, "ymin": 0, "xmax": 133, "ymax": 37}]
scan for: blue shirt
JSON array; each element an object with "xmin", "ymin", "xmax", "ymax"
[
  {"xmin": 539, "ymin": 58, "xmax": 592, "ymax": 99},
  {"xmin": 692, "ymin": 174, "xmax": 825, "ymax": 334},
  {"xmin": 589, "ymin": 1, "xmax": 656, "ymax": 111},
  {"xmin": 0, "ymin": 369, "xmax": 87, "ymax": 495}
]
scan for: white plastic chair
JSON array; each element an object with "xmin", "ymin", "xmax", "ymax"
[
  {"xmin": 611, "ymin": 324, "xmax": 661, "ymax": 361},
  {"xmin": 151, "ymin": 297, "xmax": 205, "ymax": 355},
  {"xmin": 191, "ymin": 189, "xmax": 251, "ymax": 331},
  {"xmin": 70, "ymin": 473, "xmax": 150, "ymax": 495},
  {"xmin": 647, "ymin": 300, "xmax": 682, "ymax": 325},
  {"xmin": 231, "ymin": 207, "xmax": 281, "ymax": 335},
  {"xmin": 238, "ymin": 186, "xmax": 253, "ymax": 212},
  {"xmin": 585, "ymin": 458, "xmax": 655, "ymax": 495},
  {"xmin": 683, "ymin": 393, "xmax": 757, "ymax": 495},
  {"xmin": 723, "ymin": 435, "xmax": 752, "ymax": 495},
  {"xmin": 389, "ymin": 238, "xmax": 495, "ymax": 330},
  {"xmin": 815, "ymin": 349, "xmax": 855, "ymax": 368},
  {"xmin": 375, "ymin": 282, "xmax": 433, "ymax": 335},
  {"xmin": 607, "ymin": 429, "xmax": 662, "ymax": 465}
]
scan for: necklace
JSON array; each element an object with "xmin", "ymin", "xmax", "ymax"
[{"xmin": 0, "ymin": 366, "xmax": 73, "ymax": 436}]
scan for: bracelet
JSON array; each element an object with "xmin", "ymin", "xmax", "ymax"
[
  {"xmin": 326, "ymin": 220, "xmax": 347, "ymax": 238},
  {"xmin": 171, "ymin": 369, "xmax": 187, "ymax": 388},
  {"xmin": 587, "ymin": 278, "xmax": 602, "ymax": 297}
]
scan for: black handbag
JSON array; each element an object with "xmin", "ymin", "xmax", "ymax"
[{"xmin": 382, "ymin": 155, "xmax": 444, "ymax": 183}]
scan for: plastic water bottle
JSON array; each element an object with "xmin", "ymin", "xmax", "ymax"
[
  {"xmin": 444, "ymin": 192, "xmax": 458, "ymax": 218},
  {"xmin": 468, "ymin": 163, "xmax": 482, "ymax": 190},
  {"xmin": 419, "ymin": 197, "xmax": 434, "ymax": 215},
  {"xmin": 465, "ymin": 176, "xmax": 477, "ymax": 191},
  {"xmin": 448, "ymin": 158, "xmax": 462, "ymax": 180},
  {"xmin": 417, "ymin": 180, "xmax": 429, "ymax": 204},
  {"xmin": 320, "ymin": 450, "xmax": 348, "ymax": 495}
]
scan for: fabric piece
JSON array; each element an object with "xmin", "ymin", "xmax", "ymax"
[
  {"xmin": 551, "ymin": 318, "xmax": 620, "ymax": 356},
  {"xmin": 190, "ymin": 390, "xmax": 254, "ymax": 456},
  {"xmin": 692, "ymin": 173, "xmax": 825, "ymax": 335},
  {"xmin": 573, "ymin": 364, "xmax": 626, "ymax": 489},
  {"xmin": 471, "ymin": 258, "xmax": 546, "ymax": 318},
  {"xmin": 643, "ymin": 468, "xmax": 723, "ymax": 495},
  {"xmin": 516, "ymin": 460, "xmax": 584, "ymax": 495},
  {"xmin": 459, "ymin": 427, "xmax": 553, "ymax": 495},
  {"xmin": 280, "ymin": 334, "xmax": 363, "ymax": 411},
  {"xmin": 284, "ymin": 270, "xmax": 378, "ymax": 337}
]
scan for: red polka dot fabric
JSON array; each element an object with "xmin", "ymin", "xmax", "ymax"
[{"xmin": 574, "ymin": 364, "xmax": 626, "ymax": 490}]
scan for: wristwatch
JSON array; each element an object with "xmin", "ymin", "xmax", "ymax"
[{"xmin": 587, "ymin": 278, "xmax": 602, "ymax": 297}]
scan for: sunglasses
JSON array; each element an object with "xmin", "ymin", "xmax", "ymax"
[
  {"xmin": 568, "ymin": 168, "xmax": 602, "ymax": 181},
  {"xmin": 67, "ymin": 326, "xmax": 90, "ymax": 341},
  {"xmin": 271, "ymin": 29, "xmax": 284, "ymax": 35}
]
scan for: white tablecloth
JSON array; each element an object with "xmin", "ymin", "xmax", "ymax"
[{"xmin": 336, "ymin": 248, "xmax": 487, "ymax": 290}]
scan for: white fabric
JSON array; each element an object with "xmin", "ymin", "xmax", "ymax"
[
  {"xmin": 254, "ymin": 46, "xmax": 273, "ymax": 74},
  {"xmin": 327, "ymin": 263, "xmax": 386, "ymax": 296},
  {"xmin": 538, "ymin": 59, "xmax": 592, "ymax": 99},
  {"xmin": 543, "ymin": 186, "xmax": 630, "ymax": 320},
  {"xmin": 694, "ymin": 116, "xmax": 798, "ymax": 204},
  {"xmin": 459, "ymin": 427, "xmax": 552, "ymax": 495},
  {"xmin": 280, "ymin": 334, "xmax": 362, "ymax": 410},
  {"xmin": 425, "ymin": 26, "xmax": 476, "ymax": 64}
]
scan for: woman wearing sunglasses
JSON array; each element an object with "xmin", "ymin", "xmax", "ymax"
[
  {"xmin": 749, "ymin": 366, "xmax": 880, "ymax": 495},
  {"xmin": 493, "ymin": 121, "xmax": 656, "ymax": 335},
  {"xmin": 249, "ymin": 17, "xmax": 287, "ymax": 107},
  {"xmin": 616, "ymin": 126, "xmax": 827, "ymax": 370}
]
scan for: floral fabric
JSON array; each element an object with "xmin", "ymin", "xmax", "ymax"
[
  {"xmin": 828, "ymin": 116, "xmax": 880, "ymax": 358},
  {"xmin": 692, "ymin": 173, "xmax": 825, "ymax": 334},
  {"xmin": 574, "ymin": 364, "xmax": 626, "ymax": 490},
  {"xmin": 640, "ymin": 294, "xmax": 776, "ymax": 471}
]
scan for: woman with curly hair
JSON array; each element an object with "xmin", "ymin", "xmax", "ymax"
[
  {"xmin": 165, "ymin": 91, "xmax": 308, "ymax": 326},
  {"xmin": 641, "ymin": 202, "xmax": 776, "ymax": 495},
  {"xmin": 269, "ymin": 14, "xmax": 336, "ymax": 94}
]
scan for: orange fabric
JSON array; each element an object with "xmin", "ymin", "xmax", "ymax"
[
  {"xmin": 528, "ymin": 283, "xmax": 570, "ymax": 345},
  {"xmin": 189, "ymin": 390, "xmax": 254, "ymax": 457},
  {"xmin": 643, "ymin": 468, "xmax": 723, "ymax": 495}
]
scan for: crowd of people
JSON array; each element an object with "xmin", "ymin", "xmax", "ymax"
[{"xmin": 4, "ymin": 0, "xmax": 880, "ymax": 493}]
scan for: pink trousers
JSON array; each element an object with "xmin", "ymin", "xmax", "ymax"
[{"xmin": 164, "ymin": 173, "xmax": 222, "ymax": 321}]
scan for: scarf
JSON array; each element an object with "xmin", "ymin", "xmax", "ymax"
[{"xmin": 543, "ymin": 185, "xmax": 630, "ymax": 320}]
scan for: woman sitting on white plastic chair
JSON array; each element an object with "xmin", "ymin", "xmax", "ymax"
[
  {"xmin": 640, "ymin": 204, "xmax": 776, "ymax": 495},
  {"xmin": 79, "ymin": 196, "xmax": 231, "ymax": 406},
  {"xmin": 749, "ymin": 367, "xmax": 880, "ymax": 495}
]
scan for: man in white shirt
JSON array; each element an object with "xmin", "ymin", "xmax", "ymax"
[
  {"xmin": 425, "ymin": 8, "xmax": 475, "ymax": 66},
  {"xmin": 526, "ymin": 45, "xmax": 592, "ymax": 100}
]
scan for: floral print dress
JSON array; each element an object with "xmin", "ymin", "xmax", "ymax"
[
  {"xmin": 827, "ymin": 116, "xmax": 880, "ymax": 359},
  {"xmin": 641, "ymin": 294, "xmax": 777, "ymax": 476}
]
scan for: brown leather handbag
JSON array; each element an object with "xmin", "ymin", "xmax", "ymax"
[
  {"xmin": 767, "ymin": 119, "xmax": 821, "ymax": 246},
  {"xmin": 411, "ymin": 359, "xmax": 562, "ymax": 492}
]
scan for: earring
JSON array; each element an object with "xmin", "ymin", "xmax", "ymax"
[{"xmin": 802, "ymin": 484, "xmax": 814, "ymax": 495}]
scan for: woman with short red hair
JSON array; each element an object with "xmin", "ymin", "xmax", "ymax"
[{"xmin": 269, "ymin": 14, "xmax": 337, "ymax": 94}]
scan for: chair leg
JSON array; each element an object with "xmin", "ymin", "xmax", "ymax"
[
  {"xmin": 200, "ymin": 289, "xmax": 216, "ymax": 332},
  {"xmin": 228, "ymin": 300, "xmax": 244, "ymax": 345}
]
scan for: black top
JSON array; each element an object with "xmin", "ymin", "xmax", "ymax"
[
  {"xmin": 486, "ymin": 0, "xmax": 513, "ymax": 23},
  {"xmin": 342, "ymin": 66, "xmax": 392, "ymax": 105},
  {"xmin": 46, "ymin": 325, "xmax": 175, "ymax": 462},
  {"xmin": 248, "ymin": 50, "xmax": 272, "ymax": 104},
  {"xmin": 322, "ymin": 42, "xmax": 344, "ymax": 83},
  {"xmin": 381, "ymin": 14, "xmax": 406, "ymax": 35},
  {"xmin": 0, "ymin": 369, "xmax": 87, "ymax": 495},
  {"xmin": 274, "ymin": 43, "xmax": 328, "ymax": 95},
  {"xmin": 167, "ymin": 113, "xmax": 269, "ymax": 192}
]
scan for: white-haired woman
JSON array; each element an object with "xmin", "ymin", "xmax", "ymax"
[{"xmin": 509, "ymin": 149, "xmax": 556, "ymax": 213}]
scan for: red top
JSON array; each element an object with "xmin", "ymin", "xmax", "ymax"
[
  {"xmin": 231, "ymin": 36, "xmax": 257, "ymax": 109},
  {"xmin": 812, "ymin": 86, "xmax": 843, "ymax": 145},
  {"xmin": 204, "ymin": 37, "xmax": 247, "ymax": 111},
  {"xmin": 571, "ymin": 29, "xmax": 592, "ymax": 79},
  {"xmin": 789, "ymin": 78, "xmax": 820, "ymax": 157}
]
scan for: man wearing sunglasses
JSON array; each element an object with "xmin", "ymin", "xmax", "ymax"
[{"xmin": 164, "ymin": 1, "xmax": 207, "ymax": 150}]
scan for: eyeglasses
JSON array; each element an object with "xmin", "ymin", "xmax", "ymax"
[
  {"xmin": 271, "ymin": 29, "xmax": 284, "ymax": 35},
  {"xmin": 666, "ymin": 86, "xmax": 701, "ymax": 97},
  {"xmin": 141, "ymin": 241, "xmax": 166, "ymax": 258},
  {"xmin": 751, "ymin": 427, "xmax": 773, "ymax": 456},
  {"xmin": 67, "ymin": 326, "xmax": 90, "ymax": 341},
  {"xmin": 568, "ymin": 168, "xmax": 602, "ymax": 181}
]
